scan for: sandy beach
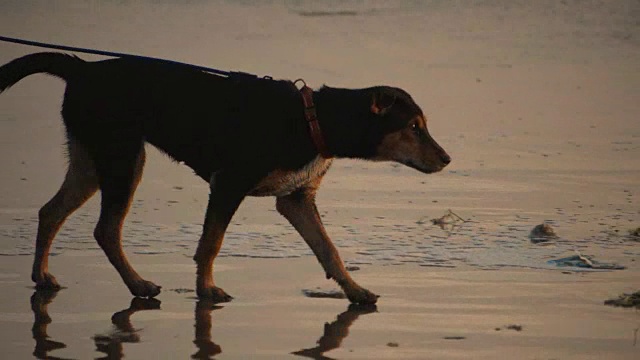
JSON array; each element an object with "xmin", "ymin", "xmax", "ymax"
[{"xmin": 0, "ymin": 1, "xmax": 638, "ymax": 359}]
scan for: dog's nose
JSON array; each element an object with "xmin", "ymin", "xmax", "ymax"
[{"xmin": 440, "ymin": 153, "xmax": 451, "ymax": 165}]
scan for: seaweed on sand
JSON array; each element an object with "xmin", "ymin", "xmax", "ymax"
[
  {"xmin": 417, "ymin": 209, "xmax": 466, "ymax": 228},
  {"xmin": 604, "ymin": 291, "xmax": 640, "ymax": 308}
]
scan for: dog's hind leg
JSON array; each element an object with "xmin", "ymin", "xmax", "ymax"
[
  {"xmin": 32, "ymin": 140, "xmax": 99, "ymax": 289},
  {"xmin": 276, "ymin": 189, "xmax": 379, "ymax": 305},
  {"xmin": 93, "ymin": 145, "xmax": 161, "ymax": 298}
]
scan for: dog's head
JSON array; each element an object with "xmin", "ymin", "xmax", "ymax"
[{"xmin": 367, "ymin": 86, "xmax": 451, "ymax": 174}]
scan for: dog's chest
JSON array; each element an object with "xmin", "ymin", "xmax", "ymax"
[{"xmin": 249, "ymin": 156, "xmax": 333, "ymax": 197}]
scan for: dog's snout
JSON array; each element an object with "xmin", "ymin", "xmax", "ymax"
[{"xmin": 440, "ymin": 152, "xmax": 451, "ymax": 165}]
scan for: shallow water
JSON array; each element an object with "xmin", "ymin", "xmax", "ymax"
[{"xmin": 1, "ymin": 161, "xmax": 637, "ymax": 272}]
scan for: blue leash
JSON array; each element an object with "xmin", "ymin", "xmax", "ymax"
[{"xmin": 0, "ymin": 35, "xmax": 235, "ymax": 77}]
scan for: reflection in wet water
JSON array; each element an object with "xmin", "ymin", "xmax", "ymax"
[
  {"xmin": 29, "ymin": 291, "xmax": 227, "ymax": 359},
  {"xmin": 93, "ymin": 297, "xmax": 161, "ymax": 360},
  {"xmin": 30, "ymin": 290, "xmax": 70, "ymax": 360},
  {"xmin": 31, "ymin": 292, "xmax": 376, "ymax": 359},
  {"xmin": 192, "ymin": 300, "xmax": 223, "ymax": 359},
  {"xmin": 292, "ymin": 304, "xmax": 377, "ymax": 359}
]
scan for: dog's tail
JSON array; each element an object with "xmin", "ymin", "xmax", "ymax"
[{"xmin": 0, "ymin": 52, "xmax": 83, "ymax": 93}]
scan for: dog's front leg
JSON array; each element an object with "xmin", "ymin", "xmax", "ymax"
[
  {"xmin": 276, "ymin": 189, "xmax": 378, "ymax": 304},
  {"xmin": 193, "ymin": 170, "xmax": 257, "ymax": 302}
]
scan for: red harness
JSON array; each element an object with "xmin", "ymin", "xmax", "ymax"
[{"xmin": 297, "ymin": 80, "xmax": 332, "ymax": 159}]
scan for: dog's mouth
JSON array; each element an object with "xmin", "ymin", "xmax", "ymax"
[{"xmin": 403, "ymin": 160, "xmax": 446, "ymax": 174}]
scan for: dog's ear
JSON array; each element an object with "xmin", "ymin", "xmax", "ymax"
[{"xmin": 370, "ymin": 88, "xmax": 396, "ymax": 115}]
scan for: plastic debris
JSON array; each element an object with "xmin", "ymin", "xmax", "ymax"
[{"xmin": 547, "ymin": 253, "xmax": 625, "ymax": 270}]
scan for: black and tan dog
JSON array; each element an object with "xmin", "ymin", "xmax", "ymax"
[{"xmin": 0, "ymin": 52, "xmax": 450, "ymax": 304}]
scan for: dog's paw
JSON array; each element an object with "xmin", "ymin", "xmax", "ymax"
[
  {"xmin": 346, "ymin": 287, "xmax": 379, "ymax": 305},
  {"xmin": 197, "ymin": 286, "xmax": 234, "ymax": 303},
  {"xmin": 128, "ymin": 279, "xmax": 162, "ymax": 298},
  {"xmin": 32, "ymin": 272, "xmax": 61, "ymax": 290}
]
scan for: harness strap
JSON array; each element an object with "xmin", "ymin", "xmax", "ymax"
[{"xmin": 296, "ymin": 81, "xmax": 332, "ymax": 159}]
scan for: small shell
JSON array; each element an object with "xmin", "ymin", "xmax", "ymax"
[{"xmin": 529, "ymin": 223, "xmax": 557, "ymax": 243}]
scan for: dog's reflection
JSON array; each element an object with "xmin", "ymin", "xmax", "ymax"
[
  {"xmin": 31, "ymin": 290, "xmax": 71, "ymax": 360},
  {"xmin": 93, "ymin": 297, "xmax": 161, "ymax": 360},
  {"xmin": 192, "ymin": 300, "xmax": 223, "ymax": 359},
  {"xmin": 31, "ymin": 290, "xmax": 224, "ymax": 359},
  {"xmin": 31, "ymin": 290, "xmax": 374, "ymax": 360},
  {"xmin": 292, "ymin": 304, "xmax": 377, "ymax": 360}
]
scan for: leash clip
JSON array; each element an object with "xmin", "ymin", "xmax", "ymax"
[{"xmin": 294, "ymin": 78, "xmax": 307, "ymax": 90}]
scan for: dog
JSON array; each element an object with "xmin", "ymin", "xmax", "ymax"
[{"xmin": 0, "ymin": 52, "xmax": 450, "ymax": 304}]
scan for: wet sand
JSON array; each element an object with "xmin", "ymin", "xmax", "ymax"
[
  {"xmin": 1, "ymin": 1, "xmax": 639, "ymax": 359},
  {"xmin": 0, "ymin": 255, "xmax": 638, "ymax": 359}
]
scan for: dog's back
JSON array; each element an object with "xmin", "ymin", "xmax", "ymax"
[{"xmin": 0, "ymin": 53, "xmax": 313, "ymax": 179}]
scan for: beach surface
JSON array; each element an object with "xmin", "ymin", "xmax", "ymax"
[{"xmin": 0, "ymin": 1, "xmax": 638, "ymax": 359}]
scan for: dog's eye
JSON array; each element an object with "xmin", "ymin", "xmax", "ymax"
[{"xmin": 411, "ymin": 123, "xmax": 420, "ymax": 133}]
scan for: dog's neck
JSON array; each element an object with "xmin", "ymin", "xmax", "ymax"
[{"xmin": 314, "ymin": 86, "xmax": 377, "ymax": 159}]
